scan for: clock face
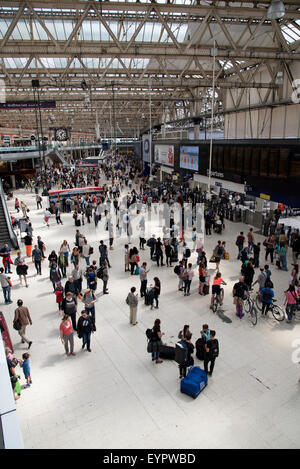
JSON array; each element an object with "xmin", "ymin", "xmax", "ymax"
[
  {"xmin": 144, "ymin": 138, "xmax": 149, "ymax": 153},
  {"xmin": 56, "ymin": 128, "xmax": 68, "ymax": 141}
]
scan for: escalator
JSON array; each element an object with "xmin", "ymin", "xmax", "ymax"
[{"xmin": 0, "ymin": 180, "xmax": 19, "ymax": 250}]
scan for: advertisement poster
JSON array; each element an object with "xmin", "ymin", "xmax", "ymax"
[
  {"xmin": 180, "ymin": 146, "xmax": 199, "ymax": 171},
  {"xmin": 154, "ymin": 145, "xmax": 174, "ymax": 167},
  {"xmin": 142, "ymin": 134, "xmax": 151, "ymax": 163}
]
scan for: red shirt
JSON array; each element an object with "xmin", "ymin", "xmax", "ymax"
[{"xmin": 60, "ymin": 320, "xmax": 73, "ymax": 336}]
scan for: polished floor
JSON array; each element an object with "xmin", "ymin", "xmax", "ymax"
[{"xmin": 3, "ymin": 185, "xmax": 300, "ymax": 449}]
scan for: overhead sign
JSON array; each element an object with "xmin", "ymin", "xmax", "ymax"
[
  {"xmin": 260, "ymin": 193, "xmax": 270, "ymax": 200},
  {"xmin": 154, "ymin": 144, "xmax": 174, "ymax": 167},
  {"xmin": 0, "ymin": 101, "xmax": 56, "ymax": 110},
  {"xmin": 180, "ymin": 146, "xmax": 199, "ymax": 171}
]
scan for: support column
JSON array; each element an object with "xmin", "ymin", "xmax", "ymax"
[
  {"xmin": 10, "ymin": 175, "xmax": 16, "ymax": 189},
  {"xmin": 255, "ymin": 197, "xmax": 264, "ymax": 212}
]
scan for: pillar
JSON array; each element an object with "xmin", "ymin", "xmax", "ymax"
[
  {"xmin": 255, "ymin": 197, "xmax": 264, "ymax": 212},
  {"xmin": 194, "ymin": 124, "xmax": 200, "ymax": 140},
  {"xmin": 10, "ymin": 175, "xmax": 16, "ymax": 189}
]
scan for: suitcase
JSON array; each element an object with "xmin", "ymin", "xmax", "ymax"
[
  {"xmin": 203, "ymin": 284, "xmax": 209, "ymax": 295},
  {"xmin": 144, "ymin": 289, "xmax": 153, "ymax": 305},
  {"xmin": 180, "ymin": 366, "xmax": 208, "ymax": 399},
  {"xmin": 159, "ymin": 345, "xmax": 175, "ymax": 360},
  {"xmin": 75, "ymin": 219, "xmax": 81, "ymax": 226}
]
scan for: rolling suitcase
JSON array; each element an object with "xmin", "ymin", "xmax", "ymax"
[
  {"xmin": 75, "ymin": 219, "xmax": 81, "ymax": 226},
  {"xmin": 180, "ymin": 366, "xmax": 207, "ymax": 399},
  {"xmin": 159, "ymin": 345, "xmax": 175, "ymax": 360}
]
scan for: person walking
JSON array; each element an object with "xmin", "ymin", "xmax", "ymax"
[
  {"xmin": 155, "ymin": 237, "xmax": 164, "ymax": 267},
  {"xmin": 124, "ymin": 244, "xmax": 130, "ymax": 272},
  {"xmin": 139, "ymin": 262, "xmax": 149, "ymax": 298},
  {"xmin": 284, "ymin": 285, "xmax": 297, "ymax": 324},
  {"xmin": 82, "ymin": 289, "xmax": 97, "ymax": 322},
  {"xmin": 279, "ymin": 242, "xmax": 288, "ymax": 271},
  {"xmin": 204, "ymin": 330, "xmax": 219, "ymax": 376},
  {"xmin": 126, "ymin": 286, "xmax": 138, "ymax": 325},
  {"xmin": 14, "ymin": 252, "xmax": 29, "ymax": 287},
  {"xmin": 99, "ymin": 240, "xmax": 111, "ymax": 267},
  {"xmin": 60, "ymin": 240, "xmax": 70, "ymax": 262},
  {"xmin": 72, "ymin": 264, "xmax": 83, "ymax": 296},
  {"xmin": 82, "ymin": 239, "xmax": 91, "ymax": 267},
  {"xmin": 61, "ymin": 291, "xmax": 77, "ymax": 331},
  {"xmin": 253, "ymin": 242, "xmax": 261, "ymax": 268},
  {"xmin": 77, "ymin": 310, "xmax": 96, "ymax": 352},
  {"xmin": 55, "ymin": 205, "xmax": 63, "ymax": 225},
  {"xmin": 183, "ymin": 263, "xmax": 194, "ymax": 296},
  {"xmin": 260, "ymin": 280, "xmax": 274, "ymax": 316},
  {"xmin": 15, "ymin": 198, "xmax": 20, "ymax": 213},
  {"xmin": 44, "ymin": 208, "xmax": 51, "ymax": 227},
  {"xmin": 59, "ymin": 315, "xmax": 76, "ymax": 356},
  {"xmin": 36, "ymin": 194, "xmax": 43, "ymax": 210},
  {"xmin": 58, "ymin": 250, "xmax": 68, "ymax": 278},
  {"xmin": 0, "ymin": 267, "xmax": 12, "ymax": 304},
  {"xmin": 247, "ymin": 228, "xmax": 255, "ymax": 254},
  {"xmin": 13, "ymin": 299, "xmax": 32, "ymax": 349},
  {"xmin": 264, "ymin": 234, "xmax": 275, "ymax": 264},
  {"xmin": 150, "ymin": 277, "xmax": 161, "ymax": 309},
  {"xmin": 32, "ymin": 244, "xmax": 42, "ymax": 275},
  {"xmin": 235, "ymin": 232, "xmax": 245, "ymax": 260},
  {"xmin": 37, "ymin": 236, "xmax": 46, "ymax": 260}
]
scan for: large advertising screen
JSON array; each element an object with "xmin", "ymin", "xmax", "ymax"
[
  {"xmin": 154, "ymin": 145, "xmax": 174, "ymax": 167},
  {"xmin": 180, "ymin": 146, "xmax": 199, "ymax": 171}
]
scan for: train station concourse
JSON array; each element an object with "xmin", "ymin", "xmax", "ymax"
[{"xmin": 0, "ymin": 0, "xmax": 300, "ymax": 453}]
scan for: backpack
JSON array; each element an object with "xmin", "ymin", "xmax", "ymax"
[
  {"xmin": 185, "ymin": 248, "xmax": 191, "ymax": 258},
  {"xmin": 145, "ymin": 328, "xmax": 153, "ymax": 340},
  {"xmin": 236, "ymin": 235, "xmax": 243, "ymax": 246},
  {"xmin": 217, "ymin": 246, "xmax": 223, "ymax": 256},
  {"xmin": 175, "ymin": 341, "xmax": 188, "ymax": 364},
  {"xmin": 234, "ymin": 282, "xmax": 246, "ymax": 298},
  {"xmin": 211, "ymin": 339, "xmax": 219, "ymax": 358},
  {"xmin": 262, "ymin": 289, "xmax": 273, "ymax": 301},
  {"xmin": 174, "ymin": 265, "xmax": 180, "ymax": 275}
]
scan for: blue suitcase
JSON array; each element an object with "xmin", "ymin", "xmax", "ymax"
[{"xmin": 180, "ymin": 366, "xmax": 208, "ymax": 399}]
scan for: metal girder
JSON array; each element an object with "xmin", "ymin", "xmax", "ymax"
[{"xmin": 1, "ymin": 41, "xmax": 300, "ymax": 61}]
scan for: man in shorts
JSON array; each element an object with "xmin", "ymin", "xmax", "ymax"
[{"xmin": 232, "ymin": 276, "xmax": 249, "ymax": 317}]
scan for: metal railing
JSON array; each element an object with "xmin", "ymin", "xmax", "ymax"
[{"xmin": 0, "ymin": 180, "xmax": 19, "ymax": 249}]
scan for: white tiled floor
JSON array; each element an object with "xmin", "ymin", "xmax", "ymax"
[{"xmin": 3, "ymin": 185, "xmax": 300, "ymax": 449}]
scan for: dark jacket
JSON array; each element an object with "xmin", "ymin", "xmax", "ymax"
[{"xmin": 77, "ymin": 315, "xmax": 96, "ymax": 337}]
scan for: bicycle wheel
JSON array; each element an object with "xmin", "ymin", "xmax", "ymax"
[
  {"xmin": 212, "ymin": 297, "xmax": 218, "ymax": 313},
  {"xmin": 244, "ymin": 297, "xmax": 251, "ymax": 314},
  {"xmin": 271, "ymin": 305, "xmax": 285, "ymax": 322},
  {"xmin": 249, "ymin": 305, "xmax": 258, "ymax": 326},
  {"xmin": 255, "ymin": 294, "xmax": 262, "ymax": 312},
  {"xmin": 220, "ymin": 288, "xmax": 224, "ymax": 302}
]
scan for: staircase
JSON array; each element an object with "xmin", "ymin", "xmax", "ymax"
[{"xmin": 0, "ymin": 182, "xmax": 18, "ymax": 250}]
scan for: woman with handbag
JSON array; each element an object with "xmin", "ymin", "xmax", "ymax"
[{"xmin": 148, "ymin": 318, "xmax": 164, "ymax": 364}]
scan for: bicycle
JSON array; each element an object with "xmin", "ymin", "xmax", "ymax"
[
  {"xmin": 244, "ymin": 296, "xmax": 258, "ymax": 326},
  {"xmin": 212, "ymin": 288, "xmax": 224, "ymax": 313},
  {"xmin": 263, "ymin": 299, "xmax": 285, "ymax": 322}
]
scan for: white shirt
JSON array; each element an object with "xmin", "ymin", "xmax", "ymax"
[{"xmin": 82, "ymin": 244, "xmax": 90, "ymax": 257}]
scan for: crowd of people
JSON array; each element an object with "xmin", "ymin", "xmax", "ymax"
[{"xmin": 1, "ymin": 151, "xmax": 300, "ymax": 402}]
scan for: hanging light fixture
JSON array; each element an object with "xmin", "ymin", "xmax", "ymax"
[{"xmin": 267, "ymin": 0, "xmax": 285, "ymax": 20}]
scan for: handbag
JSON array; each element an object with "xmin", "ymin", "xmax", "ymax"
[
  {"xmin": 209, "ymin": 256, "xmax": 216, "ymax": 262},
  {"xmin": 225, "ymin": 252, "xmax": 230, "ymax": 260},
  {"xmin": 89, "ymin": 247, "xmax": 94, "ymax": 255},
  {"xmin": 13, "ymin": 315, "xmax": 22, "ymax": 331},
  {"xmin": 147, "ymin": 341, "xmax": 154, "ymax": 353}
]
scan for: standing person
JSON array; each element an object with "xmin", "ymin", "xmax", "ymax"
[
  {"xmin": 15, "ymin": 198, "xmax": 20, "ymax": 213},
  {"xmin": 126, "ymin": 286, "xmax": 138, "ymax": 326},
  {"xmin": 252, "ymin": 266, "xmax": 267, "ymax": 292},
  {"xmin": 165, "ymin": 241, "xmax": 174, "ymax": 267},
  {"xmin": 147, "ymin": 235, "xmax": 156, "ymax": 260},
  {"xmin": 204, "ymin": 330, "xmax": 219, "ymax": 377},
  {"xmin": 148, "ymin": 318, "xmax": 164, "ymax": 364},
  {"xmin": 13, "ymin": 299, "xmax": 32, "ymax": 349},
  {"xmin": 44, "ymin": 208, "xmax": 51, "ymax": 227},
  {"xmin": 260, "ymin": 280, "xmax": 274, "ymax": 316},
  {"xmin": 150, "ymin": 277, "xmax": 161, "ymax": 310},
  {"xmin": 139, "ymin": 262, "xmax": 149, "ymax": 298},
  {"xmin": 235, "ymin": 232, "xmax": 245, "ymax": 260},
  {"xmin": 264, "ymin": 234, "xmax": 275, "ymax": 264},
  {"xmin": 279, "ymin": 242, "xmax": 288, "ymax": 271},
  {"xmin": 124, "ymin": 244, "xmax": 130, "ymax": 272},
  {"xmin": 102, "ymin": 260, "xmax": 109, "ymax": 294},
  {"xmin": 232, "ymin": 276, "xmax": 249, "ymax": 317},
  {"xmin": 24, "ymin": 231, "xmax": 33, "ymax": 258},
  {"xmin": 14, "ymin": 252, "xmax": 29, "ymax": 287},
  {"xmin": 82, "ymin": 239, "xmax": 91, "ymax": 267},
  {"xmin": 72, "ymin": 264, "xmax": 83, "ymax": 296},
  {"xmin": 87, "ymin": 266, "xmax": 97, "ymax": 292},
  {"xmin": 55, "ymin": 205, "xmax": 63, "ymax": 225},
  {"xmin": 59, "ymin": 315, "xmax": 76, "ymax": 356},
  {"xmin": 178, "ymin": 332, "xmax": 194, "ymax": 379},
  {"xmin": 32, "ymin": 244, "xmax": 42, "ymax": 275},
  {"xmin": 128, "ymin": 248, "xmax": 138, "ymax": 275},
  {"xmin": 65, "ymin": 276, "xmax": 77, "ymax": 297},
  {"xmin": 20, "ymin": 201, "xmax": 28, "ymax": 217},
  {"xmin": 55, "ymin": 281, "xmax": 64, "ymax": 311},
  {"xmin": 60, "ymin": 240, "xmax": 70, "ymax": 262},
  {"xmin": 77, "ymin": 310, "xmax": 96, "ymax": 353},
  {"xmin": 99, "ymin": 240, "xmax": 111, "ymax": 268},
  {"xmin": 247, "ymin": 228, "xmax": 255, "ymax": 254},
  {"xmin": 284, "ymin": 285, "xmax": 297, "ymax": 324},
  {"xmin": 212, "ymin": 240, "xmax": 223, "ymax": 271},
  {"xmin": 0, "ymin": 267, "xmax": 12, "ymax": 304},
  {"xmin": 243, "ymin": 260, "xmax": 255, "ymax": 291},
  {"xmin": 36, "ymin": 194, "xmax": 42, "ymax": 210},
  {"xmin": 198, "ymin": 260, "xmax": 207, "ymax": 295},
  {"xmin": 61, "ymin": 291, "xmax": 77, "ymax": 331},
  {"xmin": 183, "ymin": 263, "xmax": 194, "ymax": 296},
  {"xmin": 82, "ymin": 289, "xmax": 97, "ymax": 322},
  {"xmin": 50, "ymin": 263, "xmax": 61, "ymax": 292},
  {"xmin": 20, "ymin": 353, "xmax": 32, "ymax": 387},
  {"xmin": 155, "ymin": 237, "xmax": 164, "ymax": 267},
  {"xmin": 0, "ymin": 244, "xmax": 12, "ymax": 274},
  {"xmin": 253, "ymin": 242, "xmax": 261, "ymax": 268},
  {"xmin": 58, "ymin": 250, "xmax": 67, "ymax": 278},
  {"xmin": 37, "ymin": 236, "xmax": 46, "ymax": 260}
]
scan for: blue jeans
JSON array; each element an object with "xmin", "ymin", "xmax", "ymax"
[
  {"xmin": 280, "ymin": 255, "xmax": 288, "ymax": 271},
  {"xmin": 3, "ymin": 286, "xmax": 11, "ymax": 303},
  {"xmin": 84, "ymin": 256, "xmax": 90, "ymax": 266},
  {"xmin": 82, "ymin": 331, "xmax": 91, "ymax": 349},
  {"xmin": 85, "ymin": 305, "xmax": 95, "ymax": 322}
]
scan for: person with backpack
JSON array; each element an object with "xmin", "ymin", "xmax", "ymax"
[
  {"xmin": 284, "ymin": 285, "xmax": 297, "ymax": 323},
  {"xmin": 204, "ymin": 330, "xmax": 219, "ymax": 376},
  {"xmin": 82, "ymin": 289, "xmax": 97, "ymax": 322},
  {"xmin": 182, "ymin": 263, "xmax": 194, "ymax": 296},
  {"xmin": 126, "ymin": 287, "xmax": 139, "ymax": 325},
  {"xmin": 146, "ymin": 318, "xmax": 164, "ymax": 364},
  {"xmin": 195, "ymin": 324, "xmax": 210, "ymax": 360},
  {"xmin": 260, "ymin": 280, "xmax": 274, "ymax": 316},
  {"xmin": 212, "ymin": 240, "xmax": 224, "ymax": 271},
  {"xmin": 236, "ymin": 232, "xmax": 245, "ymax": 260},
  {"xmin": 177, "ymin": 332, "xmax": 194, "ymax": 379}
]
